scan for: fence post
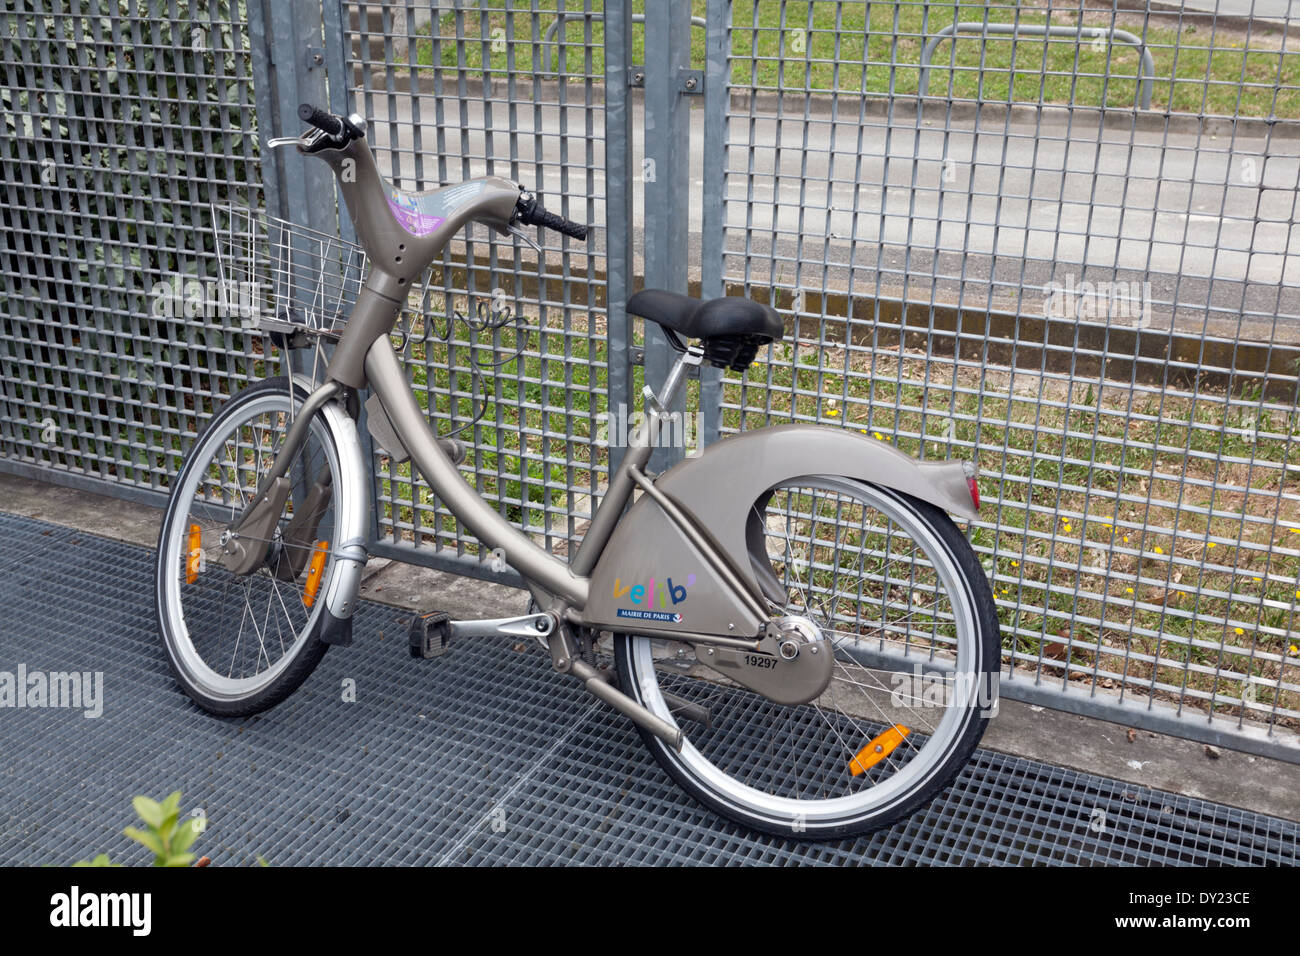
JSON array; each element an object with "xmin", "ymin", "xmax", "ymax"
[
  {"xmin": 248, "ymin": 0, "xmax": 335, "ymax": 232},
  {"xmin": 642, "ymin": 0, "xmax": 695, "ymax": 470},
  {"xmin": 604, "ymin": 0, "xmax": 636, "ymax": 475},
  {"xmin": 699, "ymin": 0, "xmax": 730, "ymax": 446}
]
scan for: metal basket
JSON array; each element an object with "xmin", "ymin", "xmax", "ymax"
[{"xmin": 212, "ymin": 203, "xmax": 368, "ymax": 340}]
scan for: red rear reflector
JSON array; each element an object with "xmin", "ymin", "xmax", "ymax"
[{"xmin": 967, "ymin": 476, "xmax": 981, "ymax": 512}]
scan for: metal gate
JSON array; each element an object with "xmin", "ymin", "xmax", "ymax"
[
  {"xmin": 692, "ymin": 0, "xmax": 1300, "ymax": 759},
  {"xmin": 0, "ymin": 0, "xmax": 1298, "ymax": 761}
]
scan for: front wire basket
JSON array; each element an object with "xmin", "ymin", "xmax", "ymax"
[{"xmin": 212, "ymin": 202, "xmax": 369, "ymax": 341}]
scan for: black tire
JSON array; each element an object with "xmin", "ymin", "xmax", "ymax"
[
  {"xmin": 154, "ymin": 377, "xmax": 333, "ymax": 717},
  {"xmin": 615, "ymin": 481, "xmax": 1001, "ymax": 840}
]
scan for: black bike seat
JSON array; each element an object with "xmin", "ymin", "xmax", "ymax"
[{"xmin": 626, "ymin": 289, "xmax": 784, "ymax": 370}]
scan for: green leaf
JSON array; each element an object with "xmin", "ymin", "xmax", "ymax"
[
  {"xmin": 160, "ymin": 791, "xmax": 183, "ymax": 818},
  {"xmin": 171, "ymin": 818, "xmax": 202, "ymax": 854},
  {"xmin": 123, "ymin": 826, "xmax": 165, "ymax": 857},
  {"xmin": 160, "ymin": 852, "xmax": 196, "ymax": 868},
  {"xmin": 132, "ymin": 796, "xmax": 164, "ymax": 829}
]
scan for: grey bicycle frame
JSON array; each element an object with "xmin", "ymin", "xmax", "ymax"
[{"xmin": 236, "ymin": 128, "xmax": 980, "ymax": 650}]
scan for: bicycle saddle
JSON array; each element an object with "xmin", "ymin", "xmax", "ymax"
[{"xmin": 627, "ymin": 289, "xmax": 784, "ymax": 371}]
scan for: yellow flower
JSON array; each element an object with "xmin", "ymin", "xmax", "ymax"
[
  {"xmin": 1011, "ymin": 561, "xmax": 1019, "ymax": 568},
  {"xmin": 1234, "ymin": 627, "xmax": 1245, "ymax": 635},
  {"xmin": 826, "ymin": 409, "xmax": 840, "ymax": 417},
  {"xmin": 1125, "ymin": 587, "xmax": 1134, "ymax": 594},
  {"xmin": 1155, "ymin": 546, "xmax": 1164, "ymax": 554},
  {"xmin": 1291, "ymin": 645, "xmax": 1299, "ymax": 654},
  {"xmin": 1207, "ymin": 542, "xmax": 1217, "ymax": 548},
  {"xmin": 873, "ymin": 431, "xmax": 884, "ymax": 440}
]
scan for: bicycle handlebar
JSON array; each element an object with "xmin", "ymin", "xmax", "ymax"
[
  {"xmin": 293, "ymin": 103, "xmax": 589, "ymax": 244},
  {"xmin": 298, "ymin": 103, "xmax": 343, "ymax": 138},
  {"xmin": 515, "ymin": 192, "xmax": 589, "ymax": 241}
]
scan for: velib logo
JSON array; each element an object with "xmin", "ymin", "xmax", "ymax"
[
  {"xmin": 613, "ymin": 573, "xmax": 695, "ymax": 623},
  {"xmin": 50, "ymin": 886, "xmax": 151, "ymax": 937}
]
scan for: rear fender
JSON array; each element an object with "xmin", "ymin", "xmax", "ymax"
[{"xmin": 582, "ymin": 425, "xmax": 976, "ymax": 636}]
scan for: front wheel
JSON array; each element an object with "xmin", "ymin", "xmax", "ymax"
[
  {"xmin": 154, "ymin": 377, "xmax": 342, "ymax": 716},
  {"xmin": 615, "ymin": 477, "xmax": 1000, "ymax": 839}
]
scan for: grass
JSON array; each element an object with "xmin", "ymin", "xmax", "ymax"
[
  {"xmin": 361, "ymin": 278, "xmax": 1299, "ymax": 728},
  {"xmin": 729, "ymin": 333, "xmax": 1300, "ymax": 725},
  {"xmin": 406, "ymin": 0, "xmax": 1300, "ymax": 118}
]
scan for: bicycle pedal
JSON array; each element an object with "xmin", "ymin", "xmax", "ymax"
[{"xmin": 408, "ymin": 611, "xmax": 452, "ymax": 659}]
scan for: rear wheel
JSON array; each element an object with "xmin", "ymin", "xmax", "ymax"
[
  {"xmin": 615, "ymin": 477, "xmax": 1000, "ymax": 839},
  {"xmin": 154, "ymin": 377, "xmax": 341, "ymax": 716}
]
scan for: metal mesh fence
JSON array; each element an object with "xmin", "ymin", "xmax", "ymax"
[
  {"xmin": 2, "ymin": 0, "xmax": 1298, "ymax": 754},
  {"xmin": 0, "ymin": 1, "xmax": 271, "ymax": 499},
  {"xmin": 344, "ymin": 1, "xmax": 610, "ymax": 568},
  {"xmin": 706, "ymin": 0, "xmax": 1300, "ymax": 740}
]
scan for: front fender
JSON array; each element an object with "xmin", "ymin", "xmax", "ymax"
[
  {"xmin": 583, "ymin": 425, "xmax": 975, "ymax": 636},
  {"xmin": 293, "ymin": 375, "xmax": 370, "ymax": 644}
]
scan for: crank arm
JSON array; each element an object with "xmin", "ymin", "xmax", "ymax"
[{"xmin": 447, "ymin": 612, "xmax": 554, "ymax": 641}]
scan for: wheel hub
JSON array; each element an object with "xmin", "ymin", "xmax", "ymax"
[{"xmin": 694, "ymin": 614, "xmax": 834, "ymax": 706}]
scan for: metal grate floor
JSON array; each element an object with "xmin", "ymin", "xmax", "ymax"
[{"xmin": 0, "ymin": 512, "xmax": 1295, "ymax": 865}]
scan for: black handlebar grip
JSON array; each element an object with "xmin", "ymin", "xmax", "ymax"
[
  {"xmin": 520, "ymin": 199, "xmax": 588, "ymax": 240},
  {"xmin": 298, "ymin": 103, "xmax": 344, "ymax": 138}
]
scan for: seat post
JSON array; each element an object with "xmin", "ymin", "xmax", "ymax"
[{"xmin": 644, "ymin": 343, "xmax": 704, "ymax": 415}]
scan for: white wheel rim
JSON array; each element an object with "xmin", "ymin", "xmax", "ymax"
[
  {"xmin": 159, "ymin": 390, "xmax": 338, "ymax": 701},
  {"xmin": 628, "ymin": 478, "xmax": 982, "ymax": 828}
]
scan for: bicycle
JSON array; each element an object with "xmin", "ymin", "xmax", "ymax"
[{"xmin": 155, "ymin": 104, "xmax": 1001, "ymax": 839}]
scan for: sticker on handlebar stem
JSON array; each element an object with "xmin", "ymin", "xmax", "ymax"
[
  {"xmin": 387, "ymin": 195, "xmax": 444, "ymax": 237},
  {"xmin": 386, "ymin": 181, "xmax": 486, "ymax": 237}
]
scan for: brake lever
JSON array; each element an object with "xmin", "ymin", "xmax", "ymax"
[
  {"xmin": 267, "ymin": 135, "xmax": 307, "ymax": 149},
  {"xmin": 505, "ymin": 222, "xmax": 542, "ymax": 253}
]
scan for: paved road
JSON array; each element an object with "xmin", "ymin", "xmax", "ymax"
[
  {"xmin": 1167, "ymin": 0, "xmax": 1300, "ymax": 21},
  {"xmin": 360, "ymin": 86, "xmax": 1300, "ymax": 325}
]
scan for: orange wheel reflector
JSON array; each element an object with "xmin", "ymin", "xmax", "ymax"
[
  {"xmin": 302, "ymin": 540, "xmax": 330, "ymax": 608},
  {"xmin": 848, "ymin": 724, "xmax": 911, "ymax": 776},
  {"xmin": 186, "ymin": 524, "xmax": 202, "ymax": 584}
]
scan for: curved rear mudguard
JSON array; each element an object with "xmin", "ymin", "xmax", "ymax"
[{"xmin": 582, "ymin": 425, "xmax": 976, "ymax": 637}]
